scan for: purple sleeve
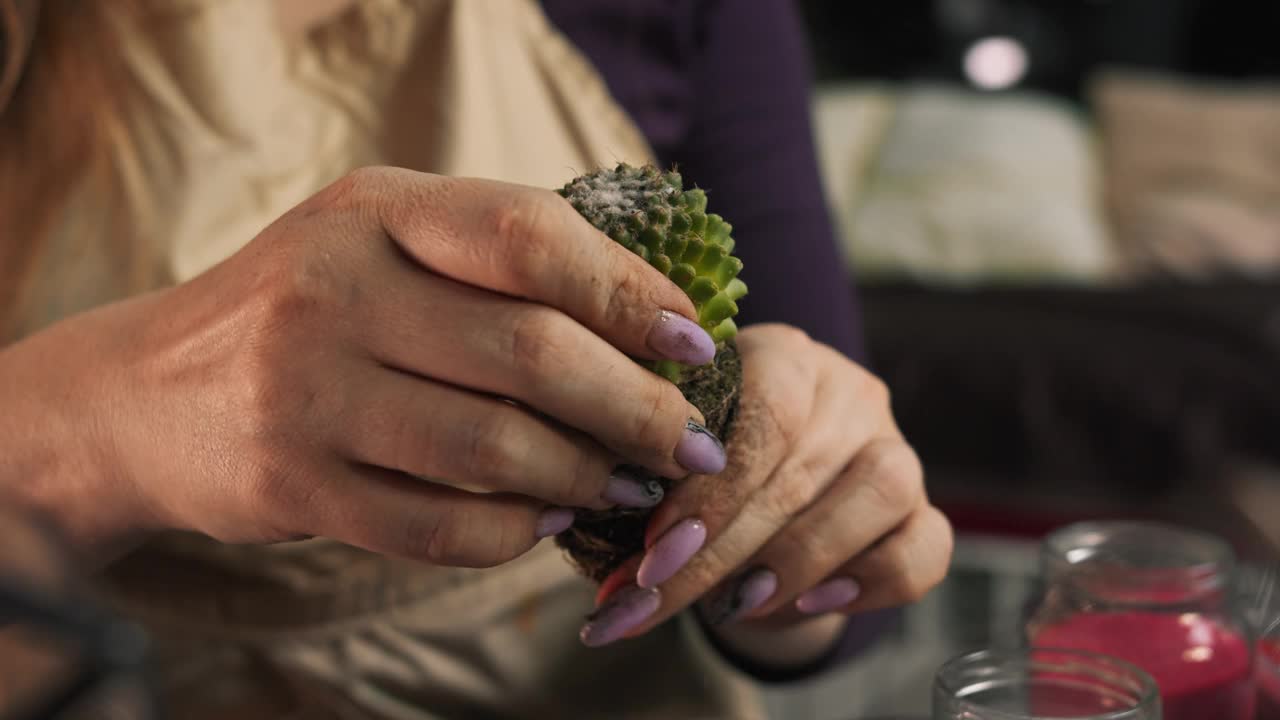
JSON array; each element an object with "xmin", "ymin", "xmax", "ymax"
[
  {"xmin": 540, "ymin": 0, "xmax": 885, "ymax": 681},
  {"xmin": 539, "ymin": 0, "xmax": 867, "ymax": 363},
  {"xmin": 665, "ymin": 1, "xmax": 884, "ymax": 679},
  {"xmin": 656, "ymin": 0, "xmax": 866, "ymax": 363}
]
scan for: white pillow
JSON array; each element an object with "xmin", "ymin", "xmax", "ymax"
[
  {"xmin": 837, "ymin": 84, "xmax": 1116, "ymax": 284},
  {"xmin": 811, "ymin": 83, "xmax": 897, "ymax": 224}
]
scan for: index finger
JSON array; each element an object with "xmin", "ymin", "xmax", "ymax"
[{"xmin": 358, "ymin": 167, "xmax": 716, "ymax": 367}]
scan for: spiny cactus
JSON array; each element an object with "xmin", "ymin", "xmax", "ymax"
[
  {"xmin": 555, "ymin": 164, "xmax": 747, "ymax": 583},
  {"xmin": 558, "ymin": 164, "xmax": 748, "ymax": 382}
]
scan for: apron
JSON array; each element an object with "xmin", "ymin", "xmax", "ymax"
[{"xmin": 24, "ymin": 1, "xmax": 767, "ymax": 717}]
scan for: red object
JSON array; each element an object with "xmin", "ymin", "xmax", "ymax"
[
  {"xmin": 1034, "ymin": 611, "xmax": 1254, "ymax": 720},
  {"xmin": 936, "ymin": 499, "xmax": 1160, "ymax": 541},
  {"xmin": 1259, "ymin": 639, "xmax": 1280, "ymax": 720}
]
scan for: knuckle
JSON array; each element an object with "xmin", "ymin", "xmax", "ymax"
[
  {"xmin": 774, "ymin": 323, "xmax": 813, "ymax": 349},
  {"xmin": 600, "ymin": 261, "xmax": 649, "ymax": 329},
  {"xmin": 889, "ymin": 545, "xmax": 933, "ymax": 604},
  {"xmin": 629, "ymin": 379, "xmax": 686, "ymax": 458},
  {"xmin": 758, "ymin": 458, "xmax": 822, "ymax": 525},
  {"xmin": 316, "ymin": 166, "xmax": 447, "ymax": 251},
  {"xmin": 857, "ymin": 439, "xmax": 925, "ymax": 514},
  {"xmin": 462, "ymin": 407, "xmax": 525, "ymax": 488},
  {"xmin": 413, "ymin": 506, "xmax": 532, "ymax": 568},
  {"xmin": 335, "ymin": 166, "xmax": 381, "ymax": 197},
  {"xmin": 805, "ymin": 537, "xmax": 847, "ymax": 581},
  {"xmin": 878, "ymin": 512, "xmax": 952, "ymax": 604},
  {"xmin": 859, "ymin": 369, "xmax": 892, "ymax": 410},
  {"xmin": 388, "ymin": 503, "xmax": 434, "ymax": 559},
  {"xmin": 508, "ymin": 308, "xmax": 575, "ymax": 381},
  {"xmin": 681, "ymin": 454, "xmax": 752, "ymax": 526},
  {"xmin": 563, "ymin": 447, "xmax": 609, "ymax": 506},
  {"xmin": 416, "ymin": 508, "xmax": 467, "ymax": 566},
  {"xmin": 730, "ymin": 380, "xmax": 801, "ymax": 457},
  {"xmin": 247, "ymin": 248, "xmax": 344, "ymax": 338},
  {"xmin": 871, "ymin": 377, "xmax": 892, "ymax": 411},
  {"xmin": 384, "ymin": 401, "xmax": 430, "ymax": 478},
  {"xmin": 889, "ymin": 555, "xmax": 937, "ymax": 605},
  {"xmin": 779, "ymin": 525, "xmax": 842, "ymax": 579},
  {"xmin": 487, "ymin": 188, "xmax": 558, "ymax": 259},
  {"xmin": 925, "ymin": 508, "xmax": 956, "ymax": 583},
  {"xmin": 307, "ymin": 169, "xmax": 360, "ymax": 212},
  {"xmin": 695, "ymin": 488, "xmax": 747, "ymax": 536},
  {"xmin": 488, "ymin": 518, "xmax": 537, "ymax": 567},
  {"xmin": 889, "ymin": 574, "xmax": 931, "ymax": 605},
  {"xmin": 762, "ymin": 376, "xmax": 812, "ymax": 446},
  {"xmin": 752, "ymin": 323, "xmax": 813, "ymax": 355},
  {"xmin": 309, "ymin": 166, "xmax": 394, "ymax": 214},
  {"xmin": 679, "ymin": 541, "xmax": 734, "ymax": 591}
]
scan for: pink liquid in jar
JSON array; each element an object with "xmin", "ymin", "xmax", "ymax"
[
  {"xmin": 1033, "ymin": 611, "xmax": 1254, "ymax": 720},
  {"xmin": 1258, "ymin": 639, "xmax": 1280, "ymax": 720}
]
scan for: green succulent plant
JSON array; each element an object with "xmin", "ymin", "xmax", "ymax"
[
  {"xmin": 559, "ymin": 163, "xmax": 748, "ymax": 382},
  {"xmin": 555, "ymin": 163, "xmax": 747, "ymax": 583}
]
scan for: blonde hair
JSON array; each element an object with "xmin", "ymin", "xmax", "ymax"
[{"xmin": 0, "ymin": 1, "xmax": 148, "ymax": 341}]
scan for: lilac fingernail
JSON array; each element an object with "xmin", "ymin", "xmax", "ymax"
[
  {"xmin": 674, "ymin": 420, "xmax": 726, "ymax": 475},
  {"xmin": 535, "ymin": 507, "xmax": 575, "ymax": 538},
  {"xmin": 602, "ymin": 468, "xmax": 664, "ymax": 508},
  {"xmin": 648, "ymin": 310, "xmax": 716, "ymax": 366},
  {"xmin": 704, "ymin": 567, "xmax": 778, "ymax": 625},
  {"xmin": 795, "ymin": 577, "xmax": 860, "ymax": 614},
  {"xmin": 579, "ymin": 584, "xmax": 662, "ymax": 647},
  {"xmin": 636, "ymin": 518, "xmax": 706, "ymax": 589}
]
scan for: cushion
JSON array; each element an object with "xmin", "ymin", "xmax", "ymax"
[
  {"xmin": 1091, "ymin": 70, "xmax": 1280, "ymax": 278},
  {"xmin": 821, "ymin": 83, "xmax": 1116, "ymax": 284}
]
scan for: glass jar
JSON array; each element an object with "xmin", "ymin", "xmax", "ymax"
[
  {"xmin": 1259, "ymin": 621, "xmax": 1280, "ymax": 720},
  {"xmin": 1025, "ymin": 521, "xmax": 1254, "ymax": 720},
  {"xmin": 933, "ymin": 647, "xmax": 1160, "ymax": 719}
]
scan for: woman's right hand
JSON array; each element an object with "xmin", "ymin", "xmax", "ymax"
[{"xmin": 0, "ymin": 167, "xmax": 726, "ymax": 565}]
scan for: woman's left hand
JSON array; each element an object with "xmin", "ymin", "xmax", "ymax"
[{"xmin": 582, "ymin": 324, "xmax": 953, "ymax": 650}]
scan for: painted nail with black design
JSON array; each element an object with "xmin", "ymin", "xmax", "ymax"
[
  {"xmin": 674, "ymin": 420, "xmax": 726, "ymax": 475},
  {"xmin": 703, "ymin": 567, "xmax": 778, "ymax": 625},
  {"xmin": 602, "ymin": 467, "xmax": 664, "ymax": 508},
  {"xmin": 579, "ymin": 584, "xmax": 662, "ymax": 647}
]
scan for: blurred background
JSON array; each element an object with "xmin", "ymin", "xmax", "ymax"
[
  {"xmin": 803, "ymin": 0, "xmax": 1280, "ymax": 560},
  {"xmin": 5, "ymin": 2, "xmax": 1280, "ymax": 718},
  {"xmin": 761, "ymin": 0, "xmax": 1280, "ymax": 716}
]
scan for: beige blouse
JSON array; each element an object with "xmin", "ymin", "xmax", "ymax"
[{"xmin": 23, "ymin": 1, "xmax": 767, "ymax": 718}]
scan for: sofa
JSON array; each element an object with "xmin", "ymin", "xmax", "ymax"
[{"xmin": 809, "ymin": 74, "xmax": 1280, "ymax": 561}]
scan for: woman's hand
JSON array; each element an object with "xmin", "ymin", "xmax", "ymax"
[
  {"xmin": 0, "ymin": 167, "xmax": 730, "ymax": 565},
  {"xmin": 582, "ymin": 324, "xmax": 952, "ymax": 653}
]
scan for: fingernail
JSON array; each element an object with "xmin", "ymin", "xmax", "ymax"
[
  {"xmin": 648, "ymin": 310, "xmax": 716, "ymax": 366},
  {"xmin": 674, "ymin": 420, "xmax": 726, "ymax": 475},
  {"xmin": 535, "ymin": 507, "xmax": 575, "ymax": 538},
  {"xmin": 795, "ymin": 577, "xmax": 860, "ymax": 614},
  {"xmin": 636, "ymin": 518, "xmax": 706, "ymax": 588},
  {"xmin": 579, "ymin": 584, "xmax": 662, "ymax": 647},
  {"xmin": 704, "ymin": 567, "xmax": 778, "ymax": 625},
  {"xmin": 602, "ymin": 468, "xmax": 664, "ymax": 508}
]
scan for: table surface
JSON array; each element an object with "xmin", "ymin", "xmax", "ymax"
[
  {"xmin": 763, "ymin": 533, "xmax": 1043, "ymax": 720},
  {"xmin": 764, "ymin": 533, "xmax": 1278, "ymax": 720}
]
